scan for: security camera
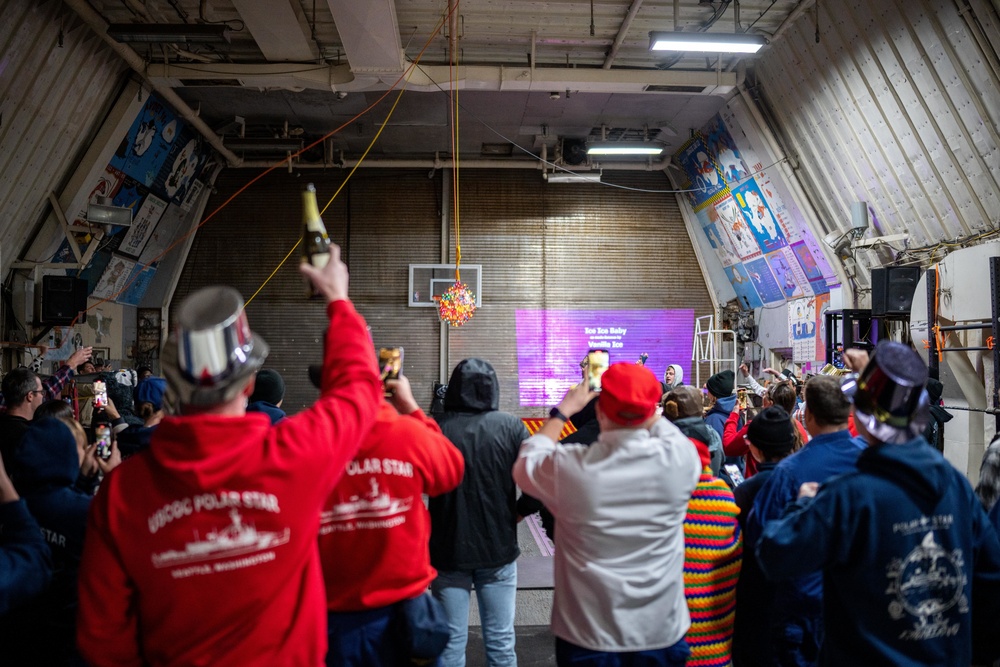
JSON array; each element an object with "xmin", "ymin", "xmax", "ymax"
[
  {"xmin": 823, "ymin": 230, "xmax": 852, "ymax": 257},
  {"xmin": 822, "ymin": 231, "xmax": 843, "ymax": 249}
]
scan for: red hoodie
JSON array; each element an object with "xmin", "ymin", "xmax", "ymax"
[
  {"xmin": 77, "ymin": 300, "xmax": 381, "ymax": 667},
  {"xmin": 320, "ymin": 402, "xmax": 465, "ymax": 610}
]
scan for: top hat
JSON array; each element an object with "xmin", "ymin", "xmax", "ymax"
[
  {"xmin": 841, "ymin": 341, "xmax": 929, "ymax": 444},
  {"xmin": 161, "ymin": 286, "xmax": 269, "ymax": 407}
]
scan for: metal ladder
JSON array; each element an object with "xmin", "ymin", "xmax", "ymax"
[{"xmin": 691, "ymin": 314, "xmax": 738, "ymax": 389}]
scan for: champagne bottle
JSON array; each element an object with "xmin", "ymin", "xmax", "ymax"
[{"xmin": 301, "ymin": 183, "xmax": 331, "ymax": 298}]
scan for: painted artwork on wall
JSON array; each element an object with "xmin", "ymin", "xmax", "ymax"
[
  {"xmin": 815, "ymin": 292, "xmax": 831, "ymax": 361},
  {"xmin": 118, "ymin": 262, "xmax": 159, "ymax": 306},
  {"xmin": 703, "ymin": 220, "xmax": 739, "ymax": 267},
  {"xmin": 53, "ymin": 93, "xmax": 214, "ymax": 305},
  {"xmin": 92, "ymin": 255, "xmax": 137, "ymax": 301},
  {"xmin": 675, "ymin": 111, "xmax": 839, "ymax": 307},
  {"xmin": 714, "ymin": 197, "xmax": 761, "ymax": 260},
  {"xmin": 788, "ymin": 297, "xmax": 817, "ymax": 362},
  {"xmin": 731, "ymin": 180, "xmax": 788, "ymax": 254},
  {"xmin": 724, "ymin": 264, "xmax": 763, "ymax": 309},
  {"xmin": 677, "ymin": 138, "xmax": 727, "ymax": 208},
  {"xmin": 787, "ymin": 292, "xmax": 833, "ymax": 365},
  {"xmin": 83, "ymin": 298, "xmax": 124, "ymax": 349},
  {"xmin": 703, "ymin": 115, "xmax": 750, "ymax": 185},
  {"xmin": 118, "ymin": 194, "xmax": 167, "ymax": 258},
  {"xmin": 109, "ymin": 95, "xmax": 206, "ymax": 204},
  {"xmin": 745, "ymin": 257, "xmax": 785, "ymax": 304}
]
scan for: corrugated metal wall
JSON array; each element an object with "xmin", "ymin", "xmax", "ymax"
[
  {"xmin": 754, "ymin": 0, "xmax": 1000, "ymax": 268},
  {"xmin": 173, "ymin": 169, "xmax": 714, "ymax": 414},
  {"xmin": 0, "ymin": 0, "xmax": 126, "ymax": 272}
]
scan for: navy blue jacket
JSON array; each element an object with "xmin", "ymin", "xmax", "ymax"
[
  {"xmin": 116, "ymin": 424, "xmax": 157, "ymax": 459},
  {"xmin": 757, "ymin": 437, "xmax": 1000, "ymax": 666},
  {"xmin": 745, "ymin": 428, "xmax": 865, "ymax": 666},
  {"xmin": 732, "ymin": 461, "xmax": 777, "ymax": 667},
  {"xmin": 10, "ymin": 421, "xmax": 91, "ymax": 665},
  {"xmin": 0, "ymin": 499, "xmax": 52, "ymax": 614},
  {"xmin": 247, "ymin": 400, "xmax": 286, "ymax": 425},
  {"xmin": 704, "ymin": 394, "xmax": 737, "ymax": 440}
]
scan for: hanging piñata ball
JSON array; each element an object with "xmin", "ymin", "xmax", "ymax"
[{"xmin": 435, "ymin": 281, "xmax": 477, "ymax": 327}]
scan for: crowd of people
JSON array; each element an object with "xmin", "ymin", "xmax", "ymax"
[{"xmin": 0, "ymin": 243, "xmax": 998, "ymax": 667}]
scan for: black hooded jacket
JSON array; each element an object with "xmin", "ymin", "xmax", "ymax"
[
  {"xmin": 6, "ymin": 419, "xmax": 90, "ymax": 666},
  {"xmin": 526, "ymin": 397, "xmax": 600, "ymax": 542},
  {"xmin": 429, "ymin": 359, "xmax": 530, "ymax": 570}
]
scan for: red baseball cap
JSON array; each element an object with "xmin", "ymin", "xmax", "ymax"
[{"xmin": 599, "ymin": 362, "xmax": 663, "ymax": 426}]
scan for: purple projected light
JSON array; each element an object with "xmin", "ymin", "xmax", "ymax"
[{"xmin": 515, "ymin": 309, "xmax": 696, "ymax": 406}]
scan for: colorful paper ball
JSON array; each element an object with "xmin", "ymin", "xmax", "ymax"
[{"xmin": 435, "ymin": 282, "xmax": 477, "ymax": 327}]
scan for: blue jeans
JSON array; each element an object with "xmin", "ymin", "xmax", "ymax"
[
  {"xmin": 431, "ymin": 562, "xmax": 517, "ymax": 667},
  {"xmin": 555, "ymin": 637, "xmax": 689, "ymax": 667}
]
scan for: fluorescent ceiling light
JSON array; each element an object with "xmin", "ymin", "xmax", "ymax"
[
  {"xmin": 649, "ymin": 31, "xmax": 766, "ymax": 54},
  {"xmin": 545, "ymin": 173, "xmax": 602, "ymax": 184},
  {"xmin": 87, "ymin": 203, "xmax": 133, "ymax": 227},
  {"xmin": 587, "ymin": 143, "xmax": 663, "ymax": 156},
  {"xmin": 107, "ymin": 23, "xmax": 231, "ymax": 44}
]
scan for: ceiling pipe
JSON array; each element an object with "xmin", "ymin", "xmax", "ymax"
[
  {"xmin": 767, "ymin": 0, "xmax": 815, "ymax": 42},
  {"xmin": 63, "ymin": 0, "xmax": 242, "ymax": 167},
  {"xmin": 148, "ymin": 61, "xmax": 738, "ymax": 94},
  {"xmin": 449, "ymin": 0, "xmax": 459, "ymax": 65},
  {"xmin": 239, "ymin": 157, "xmax": 672, "ymax": 171},
  {"xmin": 603, "ymin": 0, "xmax": 644, "ymax": 69}
]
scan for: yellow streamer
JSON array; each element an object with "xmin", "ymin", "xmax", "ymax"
[
  {"xmin": 241, "ymin": 1, "xmax": 465, "ymax": 308},
  {"xmin": 244, "ymin": 81, "xmax": 413, "ymax": 307}
]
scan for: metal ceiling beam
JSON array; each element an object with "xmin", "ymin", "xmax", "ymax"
[
  {"xmin": 323, "ymin": 0, "xmax": 404, "ymax": 72},
  {"xmin": 230, "ymin": 0, "xmax": 317, "ymax": 61},
  {"xmin": 603, "ymin": 0, "xmax": 644, "ymax": 70},
  {"xmin": 239, "ymin": 157, "xmax": 671, "ymax": 171},
  {"xmin": 148, "ymin": 62, "xmax": 737, "ymax": 94}
]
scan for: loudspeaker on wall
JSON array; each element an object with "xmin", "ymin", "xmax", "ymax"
[
  {"xmin": 41, "ymin": 276, "xmax": 88, "ymax": 325},
  {"xmin": 870, "ymin": 267, "xmax": 920, "ymax": 316}
]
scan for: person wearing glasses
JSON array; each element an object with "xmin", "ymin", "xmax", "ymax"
[
  {"xmin": 0, "ymin": 369, "xmax": 48, "ymax": 469},
  {"xmin": 0, "ymin": 346, "xmax": 93, "ymax": 411}
]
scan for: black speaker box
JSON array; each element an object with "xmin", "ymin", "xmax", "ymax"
[
  {"xmin": 871, "ymin": 267, "xmax": 920, "ymax": 316},
  {"xmin": 41, "ymin": 276, "xmax": 88, "ymax": 325},
  {"xmin": 562, "ymin": 138, "xmax": 588, "ymax": 166}
]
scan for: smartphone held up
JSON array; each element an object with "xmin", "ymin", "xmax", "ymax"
[
  {"xmin": 379, "ymin": 347, "xmax": 403, "ymax": 397},
  {"xmin": 585, "ymin": 349, "xmax": 610, "ymax": 392},
  {"xmin": 95, "ymin": 423, "xmax": 112, "ymax": 460},
  {"xmin": 93, "ymin": 380, "xmax": 108, "ymax": 410}
]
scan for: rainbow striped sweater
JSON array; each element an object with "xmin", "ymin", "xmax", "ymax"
[{"xmin": 683, "ymin": 468, "xmax": 743, "ymax": 667}]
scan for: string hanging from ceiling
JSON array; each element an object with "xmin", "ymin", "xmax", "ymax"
[{"xmin": 436, "ymin": 0, "xmax": 477, "ymax": 327}]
